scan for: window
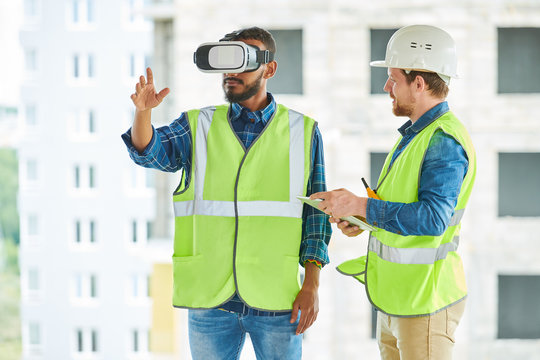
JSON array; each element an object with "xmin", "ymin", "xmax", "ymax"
[
  {"xmin": 132, "ymin": 220, "xmax": 138, "ymax": 243},
  {"xmin": 28, "ymin": 269, "xmax": 40, "ymax": 291},
  {"xmin": 127, "ymin": 53, "xmax": 149, "ymax": 78},
  {"xmin": 29, "ymin": 322, "xmax": 41, "ymax": 345},
  {"xmin": 145, "ymin": 169, "xmax": 155, "ymax": 188},
  {"xmin": 130, "ymin": 274, "xmax": 149, "ymax": 299},
  {"xmin": 90, "ymin": 220, "xmax": 96, "ymax": 243},
  {"xmin": 146, "ymin": 220, "xmax": 153, "ymax": 240},
  {"xmin": 74, "ymin": 166, "xmax": 81, "ymax": 188},
  {"xmin": 77, "ymin": 329, "xmax": 83, "ymax": 351},
  {"xmin": 25, "ymin": 104, "xmax": 37, "ymax": 126},
  {"xmin": 28, "ymin": 214, "xmax": 39, "ymax": 236},
  {"xmin": 75, "ymin": 220, "xmax": 81, "ymax": 243},
  {"xmin": 73, "ymin": 274, "xmax": 98, "ymax": 300},
  {"xmin": 25, "ymin": 48, "xmax": 37, "ymax": 72},
  {"xmin": 267, "ymin": 29, "xmax": 303, "ymax": 95},
  {"xmin": 498, "ymin": 275, "xmax": 540, "ymax": 338},
  {"xmin": 133, "ymin": 330, "xmax": 139, "ymax": 352},
  {"xmin": 24, "ymin": 0, "xmax": 39, "ymax": 19},
  {"xmin": 26, "ymin": 268, "xmax": 41, "ymax": 302},
  {"xmin": 91, "ymin": 330, "xmax": 98, "ymax": 352},
  {"xmin": 68, "ymin": 109, "xmax": 97, "ymax": 136},
  {"xmin": 88, "ymin": 54, "xmax": 95, "ymax": 78},
  {"xmin": 70, "ymin": 54, "xmax": 96, "ymax": 82},
  {"xmin": 26, "ymin": 159, "xmax": 38, "ymax": 182},
  {"xmin": 89, "ymin": 165, "xmax": 95, "ymax": 188},
  {"xmin": 73, "ymin": 55, "xmax": 80, "ymax": 78},
  {"xmin": 90, "ymin": 275, "xmax": 97, "ymax": 298},
  {"xmin": 130, "ymin": 329, "xmax": 148, "ymax": 353},
  {"xmin": 73, "ymin": 165, "xmax": 98, "ymax": 189},
  {"xmin": 498, "ymin": 28, "xmax": 540, "ymax": 93},
  {"xmin": 498, "ymin": 152, "xmax": 540, "ymax": 217},
  {"xmin": 88, "ymin": 110, "xmax": 95, "ymax": 133},
  {"xmin": 370, "ymin": 152, "xmax": 389, "ymax": 190},
  {"xmin": 370, "ymin": 29, "xmax": 398, "ymax": 94},
  {"xmin": 73, "ymin": 220, "xmax": 97, "ymax": 245},
  {"xmin": 75, "ymin": 328, "xmax": 99, "ymax": 353},
  {"xmin": 71, "ymin": 0, "xmax": 96, "ymax": 25}
]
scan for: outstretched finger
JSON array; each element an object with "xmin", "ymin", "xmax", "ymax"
[
  {"xmin": 140, "ymin": 75, "xmax": 146, "ymax": 87},
  {"xmin": 156, "ymin": 87, "xmax": 170, "ymax": 102},
  {"xmin": 146, "ymin": 67, "xmax": 154, "ymax": 84}
]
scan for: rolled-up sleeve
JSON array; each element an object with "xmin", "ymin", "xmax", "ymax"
[
  {"xmin": 121, "ymin": 113, "xmax": 192, "ymax": 173},
  {"xmin": 300, "ymin": 126, "xmax": 332, "ymax": 267},
  {"xmin": 366, "ymin": 130, "xmax": 468, "ymax": 236}
]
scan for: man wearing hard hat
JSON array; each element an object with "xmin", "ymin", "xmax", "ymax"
[{"xmin": 312, "ymin": 25, "xmax": 477, "ymax": 359}]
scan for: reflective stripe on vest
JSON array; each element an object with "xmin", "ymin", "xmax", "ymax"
[
  {"xmin": 173, "ymin": 107, "xmax": 305, "ymax": 218},
  {"xmin": 363, "ymin": 111, "xmax": 476, "ymax": 316},
  {"xmin": 368, "ymin": 234, "xmax": 460, "ymax": 265}
]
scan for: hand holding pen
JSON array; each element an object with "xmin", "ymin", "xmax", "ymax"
[{"xmin": 361, "ymin": 177, "xmax": 381, "ymax": 200}]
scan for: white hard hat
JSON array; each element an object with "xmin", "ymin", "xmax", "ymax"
[{"xmin": 370, "ymin": 25, "xmax": 458, "ymax": 84}]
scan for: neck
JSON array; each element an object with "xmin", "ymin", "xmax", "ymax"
[
  {"xmin": 239, "ymin": 88, "xmax": 269, "ymax": 112},
  {"xmin": 410, "ymin": 97, "xmax": 444, "ymax": 123}
]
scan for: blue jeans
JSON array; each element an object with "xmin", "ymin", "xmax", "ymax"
[{"xmin": 188, "ymin": 307, "xmax": 302, "ymax": 360}]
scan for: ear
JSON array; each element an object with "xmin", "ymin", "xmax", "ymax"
[
  {"xmin": 414, "ymin": 75, "xmax": 427, "ymax": 93},
  {"xmin": 263, "ymin": 61, "xmax": 277, "ymax": 79}
]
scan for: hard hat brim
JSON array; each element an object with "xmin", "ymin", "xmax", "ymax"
[{"xmin": 369, "ymin": 60, "xmax": 388, "ymax": 68}]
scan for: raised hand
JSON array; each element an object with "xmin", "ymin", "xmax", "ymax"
[{"xmin": 130, "ymin": 67, "xmax": 170, "ymax": 111}]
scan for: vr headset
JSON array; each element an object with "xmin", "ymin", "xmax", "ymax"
[{"xmin": 193, "ymin": 31, "xmax": 275, "ymax": 73}]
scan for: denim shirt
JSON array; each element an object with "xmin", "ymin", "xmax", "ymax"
[
  {"xmin": 366, "ymin": 102, "xmax": 469, "ymax": 236},
  {"xmin": 121, "ymin": 93, "xmax": 331, "ymax": 266}
]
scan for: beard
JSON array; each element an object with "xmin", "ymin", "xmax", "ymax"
[
  {"xmin": 391, "ymin": 95, "xmax": 415, "ymax": 117},
  {"xmin": 223, "ymin": 70, "xmax": 264, "ymax": 103}
]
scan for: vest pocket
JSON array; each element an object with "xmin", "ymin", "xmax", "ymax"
[{"xmin": 336, "ymin": 255, "xmax": 367, "ymax": 284}]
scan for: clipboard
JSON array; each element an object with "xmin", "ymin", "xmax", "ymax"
[{"xmin": 297, "ymin": 196, "xmax": 377, "ymax": 232}]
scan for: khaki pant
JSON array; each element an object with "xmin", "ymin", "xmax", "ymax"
[{"xmin": 376, "ymin": 300, "xmax": 466, "ymax": 360}]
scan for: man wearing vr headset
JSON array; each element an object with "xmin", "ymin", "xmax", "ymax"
[
  {"xmin": 311, "ymin": 25, "xmax": 476, "ymax": 359},
  {"xmin": 122, "ymin": 27, "xmax": 331, "ymax": 359}
]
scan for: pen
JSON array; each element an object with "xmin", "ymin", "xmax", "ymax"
[{"xmin": 361, "ymin": 177, "xmax": 381, "ymax": 200}]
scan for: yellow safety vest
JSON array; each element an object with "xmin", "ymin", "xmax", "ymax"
[
  {"xmin": 171, "ymin": 104, "xmax": 315, "ymax": 311},
  {"xmin": 338, "ymin": 111, "xmax": 476, "ymax": 316}
]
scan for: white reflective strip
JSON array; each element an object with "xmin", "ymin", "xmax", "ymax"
[
  {"xmin": 368, "ymin": 234, "xmax": 460, "ymax": 265},
  {"xmin": 174, "ymin": 200, "xmax": 302, "ymax": 218},
  {"xmin": 288, "ymin": 109, "xmax": 305, "ymax": 202},
  {"xmin": 194, "ymin": 107, "xmax": 215, "ymax": 200},
  {"xmin": 448, "ymin": 208, "xmax": 465, "ymax": 227},
  {"xmin": 177, "ymin": 106, "xmax": 305, "ymax": 219}
]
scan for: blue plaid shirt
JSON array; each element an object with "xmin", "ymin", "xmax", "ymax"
[
  {"xmin": 366, "ymin": 102, "xmax": 469, "ymax": 236},
  {"xmin": 122, "ymin": 93, "xmax": 331, "ymax": 266}
]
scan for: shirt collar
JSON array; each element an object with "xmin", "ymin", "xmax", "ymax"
[
  {"xmin": 230, "ymin": 93, "xmax": 276, "ymax": 125},
  {"xmin": 398, "ymin": 101, "xmax": 449, "ymax": 136}
]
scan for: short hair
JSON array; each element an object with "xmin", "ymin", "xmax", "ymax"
[
  {"xmin": 402, "ymin": 70, "xmax": 449, "ymax": 99},
  {"xmin": 228, "ymin": 27, "xmax": 276, "ymax": 54}
]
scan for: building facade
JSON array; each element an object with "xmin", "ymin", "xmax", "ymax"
[
  {"xmin": 146, "ymin": 0, "xmax": 540, "ymax": 359},
  {"xmin": 17, "ymin": 0, "xmax": 167, "ymax": 359},
  {"xmin": 18, "ymin": 0, "xmax": 540, "ymax": 359}
]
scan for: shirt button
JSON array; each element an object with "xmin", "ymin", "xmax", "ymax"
[
  {"xmin": 373, "ymin": 222, "xmax": 378, "ymax": 226},
  {"xmin": 397, "ymin": 231, "xmax": 402, "ymax": 235},
  {"xmin": 249, "ymin": 118, "xmax": 255, "ymax": 123}
]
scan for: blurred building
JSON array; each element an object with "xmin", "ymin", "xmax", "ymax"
[
  {"xmin": 143, "ymin": 0, "xmax": 540, "ymax": 359},
  {"xmin": 17, "ymin": 0, "xmax": 184, "ymax": 359},
  {"xmin": 18, "ymin": 0, "xmax": 540, "ymax": 359}
]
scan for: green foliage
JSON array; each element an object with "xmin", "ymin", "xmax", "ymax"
[
  {"xmin": 0, "ymin": 148, "xmax": 19, "ymax": 244},
  {"xmin": 0, "ymin": 270, "xmax": 21, "ymax": 360},
  {"xmin": 0, "ymin": 148, "xmax": 21, "ymax": 358}
]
